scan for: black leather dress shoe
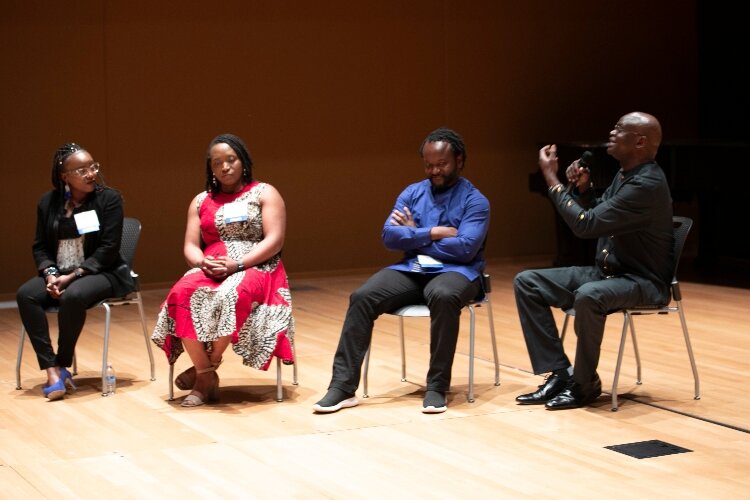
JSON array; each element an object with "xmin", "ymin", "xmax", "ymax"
[
  {"xmin": 545, "ymin": 375, "xmax": 602, "ymax": 410},
  {"xmin": 516, "ymin": 372, "xmax": 569, "ymax": 405}
]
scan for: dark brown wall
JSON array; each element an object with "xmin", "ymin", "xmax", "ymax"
[{"xmin": 0, "ymin": 1, "xmax": 698, "ymax": 297}]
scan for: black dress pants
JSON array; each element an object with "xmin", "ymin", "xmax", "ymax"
[
  {"xmin": 513, "ymin": 265, "xmax": 649, "ymax": 386},
  {"xmin": 328, "ymin": 269, "xmax": 481, "ymax": 395},
  {"xmin": 16, "ymin": 274, "xmax": 114, "ymax": 369}
]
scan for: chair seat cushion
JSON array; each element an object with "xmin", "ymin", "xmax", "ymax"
[{"xmin": 388, "ymin": 304, "xmax": 430, "ymax": 317}]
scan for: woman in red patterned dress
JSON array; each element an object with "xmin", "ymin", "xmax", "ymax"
[{"xmin": 152, "ymin": 134, "xmax": 294, "ymax": 407}]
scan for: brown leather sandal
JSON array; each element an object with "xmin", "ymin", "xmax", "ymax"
[
  {"xmin": 175, "ymin": 359, "xmax": 223, "ymax": 390},
  {"xmin": 180, "ymin": 366, "xmax": 220, "ymax": 408}
]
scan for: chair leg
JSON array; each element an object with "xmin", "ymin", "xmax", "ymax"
[
  {"xmin": 468, "ymin": 305, "xmax": 476, "ymax": 403},
  {"xmin": 399, "ymin": 316, "xmax": 407, "ymax": 382},
  {"xmin": 276, "ymin": 357, "xmax": 283, "ymax": 402},
  {"xmin": 16, "ymin": 325, "xmax": 25, "ymax": 390},
  {"xmin": 168, "ymin": 363, "xmax": 175, "ymax": 401},
  {"xmin": 485, "ymin": 300, "xmax": 500, "ymax": 386},
  {"xmin": 611, "ymin": 313, "xmax": 632, "ymax": 411},
  {"xmin": 362, "ymin": 313, "xmax": 408, "ymax": 399},
  {"xmin": 277, "ymin": 338, "xmax": 299, "ymax": 402},
  {"xmin": 289, "ymin": 339, "xmax": 299, "ymax": 385},
  {"xmin": 291, "ymin": 337, "xmax": 299, "ymax": 386},
  {"xmin": 135, "ymin": 293, "xmax": 156, "ymax": 381},
  {"xmin": 628, "ymin": 315, "xmax": 642, "ymax": 385},
  {"xmin": 101, "ymin": 303, "xmax": 112, "ymax": 396},
  {"xmin": 362, "ymin": 344, "xmax": 371, "ymax": 398},
  {"xmin": 677, "ymin": 301, "xmax": 701, "ymax": 400}
]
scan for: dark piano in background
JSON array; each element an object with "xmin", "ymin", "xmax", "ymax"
[{"xmin": 528, "ymin": 142, "xmax": 750, "ymax": 287}]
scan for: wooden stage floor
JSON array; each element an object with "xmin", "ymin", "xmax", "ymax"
[{"xmin": 1, "ymin": 258, "xmax": 748, "ymax": 498}]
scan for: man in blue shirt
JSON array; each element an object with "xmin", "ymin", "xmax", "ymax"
[{"xmin": 313, "ymin": 127, "xmax": 490, "ymax": 414}]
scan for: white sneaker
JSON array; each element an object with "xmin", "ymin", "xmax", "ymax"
[
  {"xmin": 312, "ymin": 389, "xmax": 359, "ymax": 413},
  {"xmin": 422, "ymin": 390, "xmax": 447, "ymax": 414}
]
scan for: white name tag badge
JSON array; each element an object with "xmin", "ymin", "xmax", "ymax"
[
  {"xmin": 224, "ymin": 201, "xmax": 248, "ymax": 223},
  {"xmin": 74, "ymin": 210, "xmax": 100, "ymax": 235}
]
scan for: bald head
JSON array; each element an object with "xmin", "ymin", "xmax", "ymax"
[{"xmin": 621, "ymin": 111, "xmax": 662, "ymax": 158}]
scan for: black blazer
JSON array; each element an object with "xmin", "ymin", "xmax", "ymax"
[
  {"xmin": 31, "ymin": 186, "xmax": 135, "ymax": 298},
  {"xmin": 549, "ymin": 161, "xmax": 674, "ymax": 305}
]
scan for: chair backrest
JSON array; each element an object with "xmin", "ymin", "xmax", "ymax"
[
  {"xmin": 469, "ymin": 273, "xmax": 491, "ymax": 305},
  {"xmin": 480, "ymin": 273, "xmax": 491, "ymax": 294},
  {"xmin": 120, "ymin": 217, "xmax": 142, "ymax": 270},
  {"xmin": 671, "ymin": 216, "xmax": 693, "ymax": 280}
]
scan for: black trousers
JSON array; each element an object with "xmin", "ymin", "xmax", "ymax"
[
  {"xmin": 16, "ymin": 274, "xmax": 114, "ymax": 369},
  {"xmin": 513, "ymin": 266, "xmax": 648, "ymax": 386},
  {"xmin": 328, "ymin": 269, "xmax": 481, "ymax": 395}
]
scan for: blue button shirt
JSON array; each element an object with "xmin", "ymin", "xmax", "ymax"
[{"xmin": 383, "ymin": 177, "xmax": 490, "ymax": 282}]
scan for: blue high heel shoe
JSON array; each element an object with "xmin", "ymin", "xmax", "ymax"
[
  {"xmin": 60, "ymin": 367, "xmax": 77, "ymax": 393},
  {"xmin": 42, "ymin": 379, "xmax": 66, "ymax": 401}
]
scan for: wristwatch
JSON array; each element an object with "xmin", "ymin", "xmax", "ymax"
[
  {"xmin": 237, "ymin": 261, "xmax": 245, "ymax": 272},
  {"xmin": 74, "ymin": 268, "xmax": 85, "ymax": 279},
  {"xmin": 43, "ymin": 266, "xmax": 59, "ymax": 277}
]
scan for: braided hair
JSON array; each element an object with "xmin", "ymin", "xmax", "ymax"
[
  {"xmin": 419, "ymin": 127, "xmax": 466, "ymax": 162},
  {"xmin": 205, "ymin": 133, "xmax": 254, "ymax": 196},
  {"xmin": 51, "ymin": 143, "xmax": 84, "ymax": 192}
]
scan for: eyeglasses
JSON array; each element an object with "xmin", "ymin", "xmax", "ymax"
[
  {"xmin": 65, "ymin": 162, "xmax": 100, "ymax": 177},
  {"xmin": 613, "ymin": 124, "xmax": 643, "ymax": 136}
]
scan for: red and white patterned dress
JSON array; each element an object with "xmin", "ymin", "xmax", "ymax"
[{"xmin": 152, "ymin": 181, "xmax": 294, "ymax": 370}]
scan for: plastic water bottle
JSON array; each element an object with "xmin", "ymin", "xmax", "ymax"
[{"xmin": 105, "ymin": 364, "xmax": 116, "ymax": 396}]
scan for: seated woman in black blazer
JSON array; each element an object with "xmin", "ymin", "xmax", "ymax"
[{"xmin": 16, "ymin": 143, "xmax": 133, "ymax": 401}]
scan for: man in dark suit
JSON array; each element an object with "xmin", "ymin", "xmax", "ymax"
[{"xmin": 514, "ymin": 111, "xmax": 674, "ymax": 410}]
